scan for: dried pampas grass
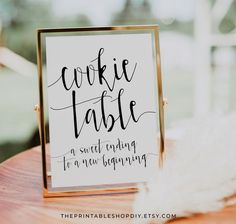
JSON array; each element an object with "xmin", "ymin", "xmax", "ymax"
[{"xmin": 133, "ymin": 113, "xmax": 236, "ymax": 223}]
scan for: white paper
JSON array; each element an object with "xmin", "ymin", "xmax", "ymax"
[{"xmin": 45, "ymin": 33, "xmax": 159, "ymax": 188}]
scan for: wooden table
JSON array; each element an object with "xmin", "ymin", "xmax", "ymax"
[{"xmin": 0, "ymin": 146, "xmax": 236, "ymax": 224}]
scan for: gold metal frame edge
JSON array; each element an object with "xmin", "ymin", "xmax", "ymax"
[{"xmin": 36, "ymin": 25, "xmax": 165, "ymax": 198}]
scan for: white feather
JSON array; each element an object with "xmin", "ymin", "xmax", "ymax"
[{"xmin": 133, "ymin": 113, "xmax": 236, "ymax": 224}]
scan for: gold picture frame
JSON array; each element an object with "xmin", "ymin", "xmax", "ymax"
[{"xmin": 35, "ymin": 25, "xmax": 165, "ymax": 198}]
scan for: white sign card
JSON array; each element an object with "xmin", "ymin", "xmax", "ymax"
[{"xmin": 38, "ymin": 26, "xmax": 164, "ymax": 193}]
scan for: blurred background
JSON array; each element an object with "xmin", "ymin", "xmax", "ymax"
[{"xmin": 0, "ymin": 0, "xmax": 236, "ymax": 162}]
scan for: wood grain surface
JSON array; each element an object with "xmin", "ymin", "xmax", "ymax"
[{"xmin": 0, "ymin": 146, "xmax": 236, "ymax": 224}]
